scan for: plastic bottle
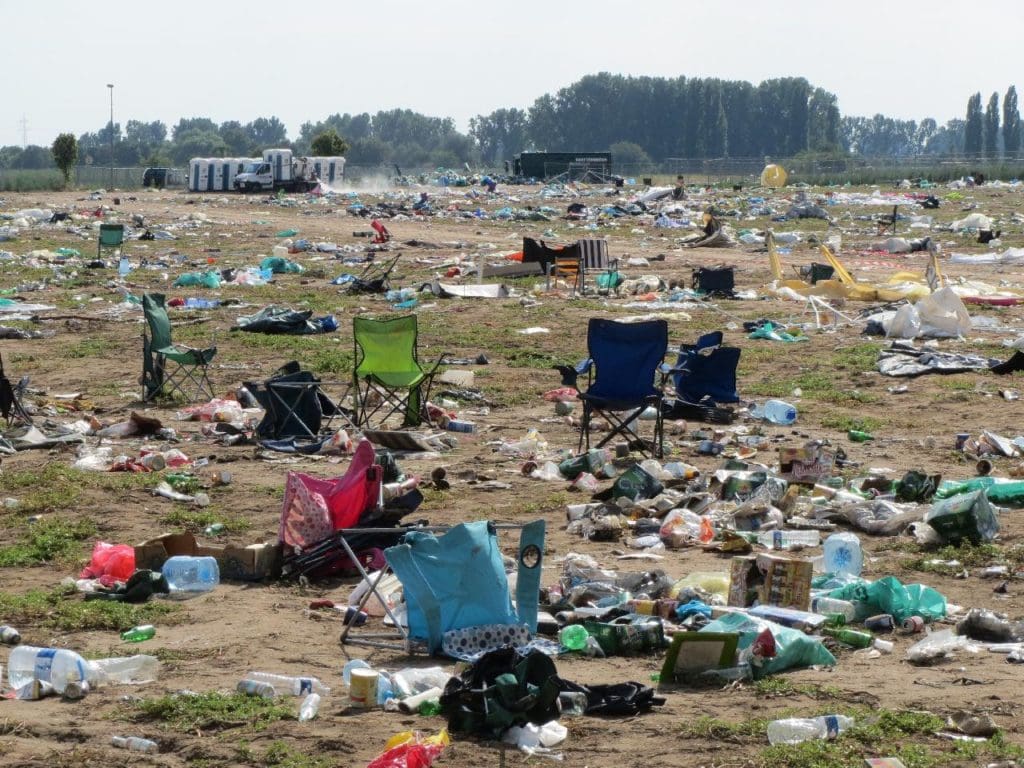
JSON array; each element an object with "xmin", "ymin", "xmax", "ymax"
[
  {"xmin": 559, "ymin": 624, "xmax": 590, "ymax": 651},
  {"xmin": 766, "ymin": 715, "xmax": 855, "ymax": 745},
  {"xmin": 757, "ymin": 529, "xmax": 821, "ymax": 550},
  {"xmin": 298, "ymin": 693, "xmax": 321, "ymax": 722},
  {"xmin": 118, "ymin": 256, "xmax": 131, "ymax": 277},
  {"xmin": 823, "ymin": 533, "xmax": 863, "ymax": 577},
  {"xmin": 161, "ymin": 555, "xmax": 219, "ymax": 594},
  {"xmin": 558, "ymin": 691, "xmax": 588, "ymax": 716},
  {"xmin": 342, "ymin": 659, "xmax": 371, "ymax": 687},
  {"xmin": 203, "ymin": 523, "xmax": 225, "ymax": 537},
  {"xmin": 90, "ymin": 655, "xmax": 159, "ymax": 684},
  {"xmin": 111, "ymin": 736, "xmax": 158, "ymax": 754},
  {"xmin": 121, "ymin": 625, "xmax": 156, "ymax": 643},
  {"xmin": 246, "ymin": 671, "xmax": 330, "ymax": 696},
  {"xmin": 7, "ymin": 646, "xmax": 92, "ymax": 694},
  {"xmin": 810, "ymin": 596, "xmax": 857, "ymax": 623},
  {"xmin": 237, "ymin": 679, "xmax": 276, "ymax": 698},
  {"xmin": 0, "ymin": 625, "xmax": 21, "ymax": 645},
  {"xmin": 762, "ymin": 399, "xmax": 798, "ymax": 425}
]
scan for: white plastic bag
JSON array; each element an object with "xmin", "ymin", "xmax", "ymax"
[{"xmin": 915, "ymin": 287, "xmax": 971, "ymax": 338}]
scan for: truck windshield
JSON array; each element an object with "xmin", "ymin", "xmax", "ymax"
[{"xmin": 241, "ymin": 163, "xmax": 262, "ymax": 174}]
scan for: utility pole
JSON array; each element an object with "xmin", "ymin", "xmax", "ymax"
[
  {"xmin": 18, "ymin": 115, "xmax": 28, "ymax": 148},
  {"xmin": 107, "ymin": 83, "xmax": 114, "ymax": 189}
]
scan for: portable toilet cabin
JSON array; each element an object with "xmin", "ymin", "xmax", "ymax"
[
  {"xmin": 189, "ymin": 158, "xmax": 210, "ymax": 192},
  {"xmin": 310, "ymin": 156, "xmax": 345, "ymax": 185},
  {"xmin": 263, "ymin": 148, "xmax": 294, "ymax": 183},
  {"xmin": 207, "ymin": 159, "xmax": 223, "ymax": 192}
]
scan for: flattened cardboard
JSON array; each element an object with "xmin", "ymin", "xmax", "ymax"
[{"xmin": 134, "ymin": 532, "xmax": 280, "ymax": 582}]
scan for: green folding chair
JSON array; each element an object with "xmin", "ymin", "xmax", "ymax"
[
  {"xmin": 142, "ymin": 293, "xmax": 217, "ymax": 402},
  {"xmin": 98, "ymin": 223, "xmax": 125, "ymax": 259},
  {"xmin": 352, "ymin": 315, "xmax": 445, "ymax": 429}
]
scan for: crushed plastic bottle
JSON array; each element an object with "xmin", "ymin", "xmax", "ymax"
[
  {"xmin": 111, "ymin": 735, "xmax": 158, "ymax": 754},
  {"xmin": 767, "ymin": 715, "xmax": 854, "ymax": 745},
  {"xmin": 298, "ymin": 693, "xmax": 321, "ymax": 722}
]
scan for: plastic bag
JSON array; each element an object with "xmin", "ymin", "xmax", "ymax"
[
  {"xmin": 80, "ymin": 541, "xmax": 136, "ymax": 584},
  {"xmin": 699, "ymin": 612, "xmax": 835, "ymax": 678},
  {"xmin": 172, "ymin": 270, "xmax": 221, "ymax": 288},
  {"xmin": 914, "ymin": 287, "xmax": 971, "ymax": 338},
  {"xmin": 366, "ymin": 729, "xmax": 449, "ymax": 768},
  {"xmin": 827, "ymin": 575, "xmax": 945, "ymax": 623}
]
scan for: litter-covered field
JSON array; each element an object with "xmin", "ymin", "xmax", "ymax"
[{"xmin": 2, "ymin": 179, "xmax": 1024, "ymax": 768}]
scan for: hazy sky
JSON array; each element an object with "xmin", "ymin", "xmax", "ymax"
[{"xmin": 4, "ymin": 0, "xmax": 1022, "ymax": 148}]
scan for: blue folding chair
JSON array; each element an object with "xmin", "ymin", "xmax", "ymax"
[
  {"xmin": 670, "ymin": 331, "xmax": 741, "ymax": 405},
  {"xmin": 555, "ymin": 318, "xmax": 668, "ymax": 458}
]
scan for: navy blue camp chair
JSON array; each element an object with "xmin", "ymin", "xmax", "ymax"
[
  {"xmin": 555, "ymin": 318, "xmax": 668, "ymax": 458},
  {"xmin": 671, "ymin": 331, "xmax": 740, "ymax": 405}
]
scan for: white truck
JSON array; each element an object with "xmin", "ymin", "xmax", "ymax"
[{"xmin": 234, "ymin": 148, "xmax": 343, "ymax": 193}]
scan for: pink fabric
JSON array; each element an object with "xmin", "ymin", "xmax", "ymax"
[{"xmin": 278, "ymin": 440, "xmax": 381, "ymax": 549}]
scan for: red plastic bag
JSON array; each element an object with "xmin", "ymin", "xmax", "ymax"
[
  {"xmin": 366, "ymin": 730, "xmax": 448, "ymax": 768},
  {"xmin": 80, "ymin": 541, "xmax": 135, "ymax": 585}
]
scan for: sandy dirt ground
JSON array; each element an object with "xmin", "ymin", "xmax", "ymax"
[{"xmin": 2, "ymin": 181, "xmax": 1024, "ymax": 767}]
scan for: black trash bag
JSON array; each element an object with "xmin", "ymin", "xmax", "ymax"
[
  {"xmin": 555, "ymin": 677, "xmax": 666, "ymax": 716},
  {"xmin": 440, "ymin": 648, "xmax": 561, "ymax": 738}
]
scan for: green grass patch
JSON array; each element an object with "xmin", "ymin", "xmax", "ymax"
[
  {"xmin": 236, "ymin": 740, "xmax": 335, "ymax": 768},
  {"xmin": 679, "ymin": 714, "xmax": 770, "ymax": 740},
  {"xmin": 2, "ymin": 463, "xmax": 163, "ymax": 515},
  {"xmin": 64, "ymin": 338, "xmax": 111, "ymax": 358},
  {"xmin": 0, "ymin": 517, "xmax": 97, "ymax": 566},
  {"xmin": 160, "ymin": 504, "xmax": 251, "ymax": 534},
  {"xmin": 522, "ymin": 492, "xmax": 570, "ymax": 516},
  {"xmin": 937, "ymin": 377, "xmax": 977, "ymax": 391},
  {"xmin": 744, "ymin": 370, "xmax": 879, "ymax": 405},
  {"xmin": 0, "ymin": 587, "xmax": 180, "ymax": 632},
  {"xmin": 506, "ymin": 349, "xmax": 560, "ymax": 369},
  {"xmin": 900, "ymin": 541, "xmax": 1009, "ymax": 575},
  {"xmin": 125, "ymin": 692, "xmax": 294, "ymax": 733},
  {"xmin": 753, "ymin": 677, "xmax": 842, "ymax": 700},
  {"xmin": 831, "ymin": 343, "xmax": 881, "ymax": 372}
]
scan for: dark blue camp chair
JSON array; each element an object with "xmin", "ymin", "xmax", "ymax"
[
  {"xmin": 555, "ymin": 318, "xmax": 668, "ymax": 458},
  {"xmin": 670, "ymin": 331, "xmax": 740, "ymax": 405}
]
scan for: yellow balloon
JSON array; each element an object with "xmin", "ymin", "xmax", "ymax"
[{"xmin": 760, "ymin": 164, "xmax": 787, "ymax": 188}]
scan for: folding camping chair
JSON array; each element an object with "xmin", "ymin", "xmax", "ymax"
[
  {"xmin": 576, "ymin": 239, "xmax": 619, "ymax": 295},
  {"xmin": 339, "ymin": 519, "xmax": 545, "ymax": 655},
  {"xmin": 348, "ymin": 254, "xmax": 400, "ymax": 294},
  {"xmin": 0, "ymin": 354, "xmax": 32, "ymax": 426},
  {"xmin": 97, "ymin": 223, "xmax": 125, "ymax": 259},
  {"xmin": 661, "ymin": 331, "xmax": 740, "ymax": 424},
  {"xmin": 555, "ymin": 318, "xmax": 669, "ymax": 458},
  {"xmin": 141, "ymin": 293, "xmax": 217, "ymax": 402},
  {"xmin": 246, "ymin": 361, "xmax": 354, "ymax": 442},
  {"xmin": 352, "ymin": 315, "xmax": 445, "ymax": 429}
]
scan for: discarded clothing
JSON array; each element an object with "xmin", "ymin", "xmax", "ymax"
[{"xmin": 235, "ymin": 306, "xmax": 336, "ymax": 335}]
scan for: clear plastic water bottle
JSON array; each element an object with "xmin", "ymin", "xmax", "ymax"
[
  {"xmin": 823, "ymin": 532, "xmax": 863, "ymax": 577},
  {"xmin": 767, "ymin": 714, "xmax": 854, "ymax": 745},
  {"xmin": 809, "ymin": 596, "xmax": 857, "ymax": 623},
  {"xmin": 111, "ymin": 735, "xmax": 158, "ymax": 754},
  {"xmin": 558, "ymin": 691, "xmax": 588, "ymax": 716},
  {"xmin": 118, "ymin": 256, "xmax": 131, "ymax": 277},
  {"xmin": 762, "ymin": 399, "xmax": 798, "ymax": 425},
  {"xmin": 161, "ymin": 555, "xmax": 219, "ymax": 594},
  {"xmin": 298, "ymin": 693, "xmax": 321, "ymax": 722},
  {"xmin": 7, "ymin": 646, "xmax": 92, "ymax": 694},
  {"xmin": 237, "ymin": 679, "xmax": 276, "ymax": 698},
  {"xmin": 757, "ymin": 529, "xmax": 820, "ymax": 549},
  {"xmin": 246, "ymin": 671, "xmax": 331, "ymax": 696},
  {"xmin": 90, "ymin": 654, "xmax": 160, "ymax": 684}
]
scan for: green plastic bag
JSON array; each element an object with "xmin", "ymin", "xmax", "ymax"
[
  {"xmin": 172, "ymin": 270, "xmax": 221, "ymax": 288},
  {"xmin": 260, "ymin": 256, "xmax": 304, "ymax": 274},
  {"xmin": 275, "ymin": 228, "xmax": 299, "ymax": 237},
  {"xmin": 596, "ymin": 271, "xmax": 623, "ymax": 290},
  {"xmin": 700, "ymin": 612, "xmax": 835, "ymax": 679},
  {"xmin": 748, "ymin": 321, "xmax": 807, "ymax": 343},
  {"xmin": 828, "ymin": 575, "xmax": 945, "ymax": 623}
]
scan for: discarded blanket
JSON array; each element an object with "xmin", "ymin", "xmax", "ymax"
[{"xmin": 877, "ymin": 341, "xmax": 997, "ymax": 377}]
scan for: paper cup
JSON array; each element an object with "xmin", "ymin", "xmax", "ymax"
[{"xmin": 348, "ymin": 668, "xmax": 378, "ymax": 708}]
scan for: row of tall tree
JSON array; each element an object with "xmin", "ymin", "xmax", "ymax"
[{"xmin": 6, "ymin": 78, "xmax": 1023, "ymax": 172}]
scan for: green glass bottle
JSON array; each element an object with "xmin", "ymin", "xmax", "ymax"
[
  {"xmin": 121, "ymin": 624, "xmax": 156, "ymax": 643},
  {"xmin": 847, "ymin": 430, "xmax": 874, "ymax": 442},
  {"xmin": 823, "ymin": 627, "xmax": 872, "ymax": 648}
]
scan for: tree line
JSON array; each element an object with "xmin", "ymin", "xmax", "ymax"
[{"xmin": 6, "ymin": 76, "xmax": 1023, "ymax": 173}]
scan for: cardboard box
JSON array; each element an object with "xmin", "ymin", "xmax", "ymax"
[
  {"xmin": 778, "ymin": 444, "xmax": 835, "ymax": 485},
  {"xmin": 134, "ymin": 532, "xmax": 280, "ymax": 582},
  {"xmin": 728, "ymin": 553, "xmax": 812, "ymax": 611}
]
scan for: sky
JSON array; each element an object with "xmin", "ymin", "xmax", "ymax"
[{"xmin": 3, "ymin": 0, "xmax": 1023, "ymax": 148}]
